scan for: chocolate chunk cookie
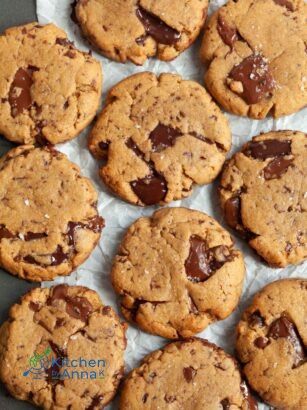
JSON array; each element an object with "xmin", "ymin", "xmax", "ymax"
[
  {"xmin": 0, "ymin": 284, "xmax": 127, "ymax": 409},
  {"xmin": 119, "ymin": 338, "xmax": 257, "ymax": 409},
  {"xmin": 220, "ymin": 130, "xmax": 307, "ymax": 267},
  {"xmin": 0, "ymin": 145, "xmax": 104, "ymax": 282},
  {"xmin": 0, "ymin": 22, "xmax": 102, "ymax": 145},
  {"xmin": 236, "ymin": 278, "xmax": 307, "ymax": 409},
  {"xmin": 200, "ymin": 0, "xmax": 307, "ymax": 119},
  {"xmin": 74, "ymin": 0, "xmax": 208, "ymax": 65},
  {"xmin": 112, "ymin": 207, "xmax": 245, "ymax": 339},
  {"xmin": 89, "ymin": 72, "xmax": 231, "ymax": 206}
]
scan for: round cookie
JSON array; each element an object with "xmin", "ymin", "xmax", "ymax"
[
  {"xmin": 219, "ymin": 130, "xmax": 307, "ymax": 267},
  {"xmin": 236, "ymin": 278, "xmax": 307, "ymax": 409},
  {"xmin": 112, "ymin": 207, "xmax": 245, "ymax": 339},
  {"xmin": 0, "ymin": 145, "xmax": 104, "ymax": 282},
  {"xmin": 0, "ymin": 22, "xmax": 102, "ymax": 145},
  {"xmin": 200, "ymin": 0, "xmax": 307, "ymax": 119},
  {"xmin": 119, "ymin": 338, "xmax": 257, "ymax": 409},
  {"xmin": 74, "ymin": 0, "xmax": 208, "ymax": 65},
  {"xmin": 0, "ymin": 284, "xmax": 127, "ymax": 409},
  {"xmin": 89, "ymin": 72, "xmax": 232, "ymax": 206}
]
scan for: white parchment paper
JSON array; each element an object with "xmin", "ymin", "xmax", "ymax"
[{"xmin": 36, "ymin": 1, "xmax": 307, "ymax": 408}]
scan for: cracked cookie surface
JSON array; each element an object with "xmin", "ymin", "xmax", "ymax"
[
  {"xmin": 0, "ymin": 284, "xmax": 127, "ymax": 410},
  {"xmin": 0, "ymin": 145, "xmax": 104, "ymax": 282},
  {"xmin": 0, "ymin": 22, "xmax": 102, "ymax": 145},
  {"xmin": 119, "ymin": 338, "xmax": 257, "ymax": 409},
  {"xmin": 74, "ymin": 0, "xmax": 208, "ymax": 65},
  {"xmin": 89, "ymin": 72, "xmax": 231, "ymax": 206},
  {"xmin": 200, "ymin": 0, "xmax": 307, "ymax": 119},
  {"xmin": 220, "ymin": 130, "xmax": 307, "ymax": 267},
  {"xmin": 112, "ymin": 207, "xmax": 245, "ymax": 339},
  {"xmin": 236, "ymin": 278, "xmax": 307, "ymax": 409}
]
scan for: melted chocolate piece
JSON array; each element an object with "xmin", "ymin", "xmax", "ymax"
[
  {"xmin": 184, "ymin": 237, "xmax": 233, "ymax": 283},
  {"xmin": 183, "ymin": 366, "xmax": 196, "ymax": 382},
  {"xmin": 50, "ymin": 284, "xmax": 69, "ymax": 302},
  {"xmin": 149, "ymin": 123, "xmax": 181, "ymax": 152},
  {"xmin": 263, "ymin": 157, "xmax": 293, "ymax": 180},
  {"xmin": 273, "ymin": 0, "xmax": 295, "ymax": 11},
  {"xmin": 254, "ymin": 336, "xmax": 269, "ymax": 348},
  {"xmin": 86, "ymin": 395, "xmax": 104, "ymax": 410},
  {"xmin": 229, "ymin": 55, "xmax": 275, "ymax": 104},
  {"xmin": 67, "ymin": 216, "xmax": 104, "ymax": 246},
  {"xmin": 24, "ymin": 232, "xmax": 47, "ymax": 241},
  {"xmin": 65, "ymin": 296, "xmax": 94, "ymax": 321},
  {"xmin": 245, "ymin": 139, "xmax": 291, "ymax": 160},
  {"xmin": 55, "ymin": 318, "xmax": 65, "ymax": 328},
  {"xmin": 49, "ymin": 341, "xmax": 66, "ymax": 358},
  {"xmin": 136, "ymin": 6, "xmax": 181, "ymax": 45},
  {"xmin": 240, "ymin": 381, "xmax": 258, "ymax": 410},
  {"xmin": 45, "ymin": 363, "xmax": 60, "ymax": 384},
  {"xmin": 220, "ymin": 399, "xmax": 230, "ymax": 410},
  {"xmin": 9, "ymin": 67, "xmax": 38, "ymax": 117},
  {"xmin": 0, "ymin": 225, "xmax": 14, "ymax": 240},
  {"xmin": 50, "ymin": 246, "xmax": 69, "ymax": 265},
  {"xmin": 217, "ymin": 15, "xmax": 238, "ymax": 48},
  {"xmin": 29, "ymin": 302, "xmax": 40, "ymax": 312},
  {"xmin": 224, "ymin": 196, "xmax": 241, "ymax": 229},
  {"xmin": 126, "ymin": 138, "xmax": 145, "ymax": 159},
  {"xmin": 267, "ymin": 316, "xmax": 306, "ymax": 367},
  {"xmin": 249, "ymin": 310, "xmax": 265, "ymax": 327},
  {"xmin": 131, "ymin": 174, "xmax": 167, "ymax": 205},
  {"xmin": 98, "ymin": 141, "xmax": 110, "ymax": 151}
]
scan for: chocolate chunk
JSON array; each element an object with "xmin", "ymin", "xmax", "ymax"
[
  {"xmin": 183, "ymin": 366, "xmax": 196, "ymax": 382},
  {"xmin": 224, "ymin": 196, "xmax": 241, "ymax": 229},
  {"xmin": 9, "ymin": 67, "xmax": 38, "ymax": 117},
  {"xmin": 49, "ymin": 341, "xmax": 66, "ymax": 358},
  {"xmin": 249, "ymin": 310, "xmax": 265, "ymax": 327},
  {"xmin": 65, "ymin": 296, "xmax": 94, "ymax": 321},
  {"xmin": 0, "ymin": 225, "xmax": 14, "ymax": 240},
  {"xmin": 126, "ymin": 138, "xmax": 145, "ymax": 159},
  {"xmin": 240, "ymin": 381, "xmax": 258, "ymax": 410},
  {"xmin": 229, "ymin": 55, "xmax": 275, "ymax": 104},
  {"xmin": 136, "ymin": 5, "xmax": 181, "ymax": 45},
  {"xmin": 23, "ymin": 255, "xmax": 37, "ymax": 264},
  {"xmin": 267, "ymin": 316, "xmax": 306, "ymax": 367},
  {"xmin": 254, "ymin": 336, "xmax": 269, "ymax": 348},
  {"xmin": 220, "ymin": 399, "xmax": 230, "ymax": 410},
  {"xmin": 98, "ymin": 141, "xmax": 110, "ymax": 151},
  {"xmin": 24, "ymin": 232, "xmax": 47, "ymax": 241},
  {"xmin": 245, "ymin": 139, "xmax": 291, "ymax": 160},
  {"xmin": 50, "ymin": 246, "xmax": 69, "ymax": 266},
  {"xmin": 50, "ymin": 284, "xmax": 69, "ymax": 302},
  {"xmin": 130, "ymin": 174, "xmax": 167, "ymax": 205},
  {"xmin": 207, "ymin": 245, "xmax": 233, "ymax": 271},
  {"xmin": 45, "ymin": 362, "xmax": 60, "ymax": 384},
  {"xmin": 55, "ymin": 318, "xmax": 65, "ymax": 328},
  {"xmin": 67, "ymin": 216, "xmax": 104, "ymax": 246},
  {"xmin": 273, "ymin": 0, "xmax": 295, "ymax": 11},
  {"xmin": 149, "ymin": 123, "xmax": 181, "ymax": 152},
  {"xmin": 263, "ymin": 157, "xmax": 293, "ymax": 180},
  {"xmin": 142, "ymin": 393, "xmax": 149, "ymax": 403},
  {"xmin": 217, "ymin": 15, "xmax": 238, "ymax": 48},
  {"xmin": 29, "ymin": 302, "xmax": 40, "ymax": 312},
  {"xmin": 86, "ymin": 395, "xmax": 104, "ymax": 410},
  {"xmin": 56, "ymin": 38, "xmax": 74, "ymax": 47}
]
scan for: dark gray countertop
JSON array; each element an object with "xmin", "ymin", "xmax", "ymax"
[{"xmin": 0, "ymin": 1, "xmax": 40, "ymax": 409}]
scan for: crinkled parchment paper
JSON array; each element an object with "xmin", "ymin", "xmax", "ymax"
[{"xmin": 36, "ymin": 1, "xmax": 307, "ymax": 408}]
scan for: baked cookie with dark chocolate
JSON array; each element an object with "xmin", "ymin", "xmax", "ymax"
[
  {"xmin": 0, "ymin": 22, "xmax": 102, "ymax": 145},
  {"xmin": 200, "ymin": 0, "xmax": 307, "ymax": 119},
  {"xmin": 112, "ymin": 207, "xmax": 245, "ymax": 339},
  {"xmin": 89, "ymin": 72, "xmax": 231, "ymax": 206},
  {"xmin": 0, "ymin": 284, "xmax": 127, "ymax": 410},
  {"xmin": 74, "ymin": 0, "xmax": 208, "ymax": 65},
  {"xmin": 0, "ymin": 145, "xmax": 104, "ymax": 282},
  {"xmin": 236, "ymin": 278, "xmax": 307, "ymax": 409},
  {"xmin": 220, "ymin": 130, "xmax": 307, "ymax": 267},
  {"xmin": 119, "ymin": 338, "xmax": 257, "ymax": 409}
]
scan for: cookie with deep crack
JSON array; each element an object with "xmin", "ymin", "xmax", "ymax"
[
  {"xmin": 112, "ymin": 207, "xmax": 245, "ymax": 339},
  {"xmin": 0, "ymin": 145, "xmax": 104, "ymax": 282},
  {"xmin": 236, "ymin": 278, "xmax": 307, "ymax": 409},
  {"xmin": 0, "ymin": 284, "xmax": 127, "ymax": 410},
  {"xmin": 219, "ymin": 130, "xmax": 307, "ymax": 267},
  {"xmin": 89, "ymin": 72, "xmax": 231, "ymax": 206},
  {"xmin": 0, "ymin": 22, "xmax": 102, "ymax": 145},
  {"xmin": 200, "ymin": 0, "xmax": 307, "ymax": 119},
  {"xmin": 119, "ymin": 338, "xmax": 257, "ymax": 409},
  {"xmin": 74, "ymin": 0, "xmax": 208, "ymax": 65}
]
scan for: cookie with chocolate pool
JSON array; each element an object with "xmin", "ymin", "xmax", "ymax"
[
  {"xmin": 74, "ymin": 0, "xmax": 208, "ymax": 65},
  {"xmin": 200, "ymin": 0, "xmax": 307, "ymax": 119},
  {"xmin": 0, "ymin": 285, "xmax": 127, "ymax": 409},
  {"xmin": 89, "ymin": 72, "xmax": 231, "ymax": 206},
  {"xmin": 220, "ymin": 130, "xmax": 307, "ymax": 267},
  {"xmin": 112, "ymin": 207, "xmax": 245, "ymax": 339}
]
